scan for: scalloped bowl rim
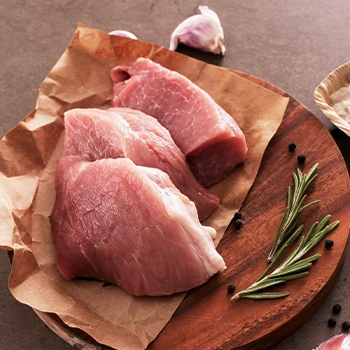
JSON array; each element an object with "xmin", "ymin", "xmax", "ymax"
[{"xmin": 314, "ymin": 61, "xmax": 350, "ymax": 137}]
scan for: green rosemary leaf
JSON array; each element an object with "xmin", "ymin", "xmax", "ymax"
[
  {"xmin": 302, "ymin": 171, "xmax": 318, "ymax": 193},
  {"xmin": 271, "ymin": 262, "xmax": 312, "ymax": 278},
  {"xmin": 326, "ymin": 220, "xmax": 340, "ymax": 233},
  {"xmin": 292, "ymin": 172, "xmax": 299, "ymax": 198},
  {"xmin": 306, "ymin": 163, "xmax": 319, "ymax": 175},
  {"xmin": 302, "ymin": 221, "xmax": 339, "ymax": 255},
  {"xmin": 269, "ymin": 206, "xmax": 290, "ymax": 260},
  {"xmin": 291, "ymin": 195, "xmax": 307, "ymax": 218},
  {"xmin": 294, "ymin": 169, "xmax": 304, "ymax": 202},
  {"xmin": 304, "ymin": 164, "xmax": 319, "ymax": 183},
  {"xmin": 296, "ymin": 236, "xmax": 307, "ymax": 251},
  {"xmin": 302, "ymin": 177, "xmax": 317, "ymax": 194},
  {"xmin": 278, "ymin": 210, "xmax": 301, "ymax": 243},
  {"xmin": 316, "ymin": 215, "xmax": 332, "ymax": 232},
  {"xmin": 300, "ymin": 199, "xmax": 321, "ymax": 212},
  {"xmin": 289, "ymin": 254, "xmax": 321, "ymax": 267},
  {"xmin": 267, "ymin": 164, "xmax": 320, "ymax": 262},
  {"xmin": 259, "ymin": 225, "xmax": 304, "ymax": 281},
  {"xmin": 272, "ymin": 271, "xmax": 309, "ymax": 281},
  {"xmin": 304, "ymin": 222, "xmax": 320, "ymax": 245},
  {"xmin": 286, "ymin": 186, "xmax": 292, "ymax": 217},
  {"xmin": 271, "ymin": 225, "xmax": 305, "ymax": 268},
  {"xmin": 237, "ymin": 292, "xmax": 290, "ymax": 300},
  {"xmin": 238, "ymin": 278, "xmax": 287, "ymax": 296}
]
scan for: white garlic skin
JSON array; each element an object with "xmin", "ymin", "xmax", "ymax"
[
  {"xmin": 109, "ymin": 30, "xmax": 137, "ymax": 40},
  {"xmin": 315, "ymin": 334, "xmax": 350, "ymax": 350},
  {"xmin": 169, "ymin": 5, "xmax": 225, "ymax": 55}
]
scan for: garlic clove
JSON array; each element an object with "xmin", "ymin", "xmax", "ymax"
[
  {"xmin": 169, "ymin": 5, "xmax": 225, "ymax": 55},
  {"xmin": 315, "ymin": 334, "xmax": 350, "ymax": 350},
  {"xmin": 109, "ymin": 30, "xmax": 137, "ymax": 40}
]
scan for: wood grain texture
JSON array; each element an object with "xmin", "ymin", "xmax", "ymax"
[{"xmin": 33, "ymin": 71, "xmax": 350, "ymax": 350}]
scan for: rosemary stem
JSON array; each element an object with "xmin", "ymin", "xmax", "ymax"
[
  {"xmin": 231, "ymin": 215, "xmax": 339, "ymax": 302},
  {"xmin": 267, "ymin": 164, "xmax": 319, "ymax": 262}
]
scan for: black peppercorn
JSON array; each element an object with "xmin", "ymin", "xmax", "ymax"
[
  {"xmin": 297, "ymin": 154, "xmax": 306, "ymax": 164},
  {"xmin": 288, "ymin": 143, "xmax": 296, "ymax": 151},
  {"xmin": 342, "ymin": 321, "xmax": 350, "ymax": 331},
  {"xmin": 234, "ymin": 219, "xmax": 243, "ymax": 229},
  {"xmin": 332, "ymin": 303, "xmax": 342, "ymax": 314},
  {"xmin": 325, "ymin": 239, "xmax": 334, "ymax": 248},
  {"xmin": 327, "ymin": 318, "xmax": 337, "ymax": 327},
  {"xmin": 227, "ymin": 284, "xmax": 236, "ymax": 293},
  {"xmin": 233, "ymin": 211, "xmax": 242, "ymax": 220}
]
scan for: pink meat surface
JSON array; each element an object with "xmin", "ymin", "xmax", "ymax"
[
  {"xmin": 111, "ymin": 58, "xmax": 248, "ymax": 187},
  {"xmin": 51, "ymin": 156, "xmax": 226, "ymax": 296},
  {"xmin": 63, "ymin": 107, "xmax": 219, "ymax": 221}
]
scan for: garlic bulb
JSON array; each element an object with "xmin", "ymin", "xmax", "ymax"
[
  {"xmin": 109, "ymin": 30, "xmax": 137, "ymax": 40},
  {"xmin": 315, "ymin": 334, "xmax": 350, "ymax": 350},
  {"xmin": 169, "ymin": 5, "xmax": 225, "ymax": 55}
]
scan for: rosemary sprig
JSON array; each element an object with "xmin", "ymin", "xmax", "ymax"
[
  {"xmin": 267, "ymin": 163, "xmax": 320, "ymax": 263},
  {"xmin": 230, "ymin": 215, "xmax": 339, "ymax": 301}
]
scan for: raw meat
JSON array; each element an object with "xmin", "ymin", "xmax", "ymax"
[
  {"xmin": 111, "ymin": 58, "xmax": 248, "ymax": 187},
  {"xmin": 63, "ymin": 107, "xmax": 219, "ymax": 221},
  {"xmin": 51, "ymin": 156, "xmax": 226, "ymax": 296}
]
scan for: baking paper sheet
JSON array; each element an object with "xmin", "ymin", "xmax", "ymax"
[{"xmin": 0, "ymin": 24, "xmax": 289, "ymax": 349}]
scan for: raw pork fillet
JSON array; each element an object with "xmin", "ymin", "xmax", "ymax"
[
  {"xmin": 51, "ymin": 156, "xmax": 226, "ymax": 296},
  {"xmin": 111, "ymin": 58, "xmax": 248, "ymax": 187},
  {"xmin": 63, "ymin": 107, "xmax": 219, "ymax": 221}
]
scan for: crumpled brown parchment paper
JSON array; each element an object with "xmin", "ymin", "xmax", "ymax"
[{"xmin": 0, "ymin": 24, "xmax": 289, "ymax": 350}]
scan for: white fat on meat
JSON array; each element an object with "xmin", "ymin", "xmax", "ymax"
[
  {"xmin": 140, "ymin": 165, "xmax": 217, "ymax": 242},
  {"xmin": 51, "ymin": 156, "xmax": 226, "ymax": 296}
]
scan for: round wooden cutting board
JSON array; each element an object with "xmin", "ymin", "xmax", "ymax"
[{"xmin": 32, "ymin": 71, "xmax": 350, "ymax": 350}]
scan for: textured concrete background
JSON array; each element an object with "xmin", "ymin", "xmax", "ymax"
[{"xmin": 0, "ymin": 1, "xmax": 349, "ymax": 349}]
